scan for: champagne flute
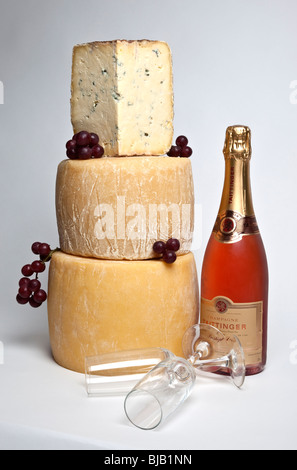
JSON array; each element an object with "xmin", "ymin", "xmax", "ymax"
[
  {"xmin": 84, "ymin": 325, "xmax": 245, "ymax": 430},
  {"xmin": 124, "ymin": 326, "xmax": 245, "ymax": 430},
  {"xmin": 85, "ymin": 347, "xmax": 174, "ymax": 396},
  {"xmin": 124, "ymin": 356, "xmax": 196, "ymax": 430}
]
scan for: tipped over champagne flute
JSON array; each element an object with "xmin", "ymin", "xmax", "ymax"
[{"xmin": 85, "ymin": 324, "xmax": 245, "ymax": 430}]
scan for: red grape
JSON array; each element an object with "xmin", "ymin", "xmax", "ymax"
[
  {"xmin": 18, "ymin": 285, "xmax": 31, "ymax": 299},
  {"xmin": 66, "ymin": 139, "xmax": 77, "ymax": 151},
  {"xmin": 28, "ymin": 279, "xmax": 41, "ymax": 293},
  {"xmin": 67, "ymin": 148, "xmax": 78, "ymax": 159},
  {"xmin": 31, "ymin": 242, "xmax": 41, "ymax": 254},
  {"xmin": 176, "ymin": 136, "xmax": 188, "ymax": 147},
  {"xmin": 92, "ymin": 145, "xmax": 104, "ymax": 158},
  {"xmin": 33, "ymin": 289, "xmax": 47, "ymax": 303},
  {"xmin": 163, "ymin": 250, "xmax": 177, "ymax": 264},
  {"xmin": 38, "ymin": 243, "xmax": 51, "ymax": 257},
  {"xmin": 153, "ymin": 241, "xmax": 166, "ymax": 254},
  {"xmin": 19, "ymin": 277, "xmax": 30, "ymax": 287},
  {"xmin": 167, "ymin": 145, "xmax": 181, "ymax": 157},
  {"xmin": 180, "ymin": 146, "xmax": 192, "ymax": 158},
  {"xmin": 165, "ymin": 238, "xmax": 180, "ymax": 252},
  {"xmin": 29, "ymin": 297, "xmax": 42, "ymax": 308},
  {"xmin": 21, "ymin": 264, "xmax": 34, "ymax": 277},
  {"xmin": 16, "ymin": 294, "xmax": 30, "ymax": 305},
  {"xmin": 76, "ymin": 131, "xmax": 91, "ymax": 146},
  {"xmin": 90, "ymin": 133, "xmax": 99, "ymax": 146},
  {"xmin": 31, "ymin": 260, "xmax": 46, "ymax": 273},
  {"xmin": 78, "ymin": 146, "xmax": 93, "ymax": 159}
]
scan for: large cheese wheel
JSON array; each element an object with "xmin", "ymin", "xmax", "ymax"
[
  {"xmin": 56, "ymin": 157, "xmax": 194, "ymax": 260},
  {"xmin": 47, "ymin": 251, "xmax": 199, "ymax": 373}
]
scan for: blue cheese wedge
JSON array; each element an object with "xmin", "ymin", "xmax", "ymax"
[{"xmin": 71, "ymin": 40, "xmax": 174, "ymax": 156}]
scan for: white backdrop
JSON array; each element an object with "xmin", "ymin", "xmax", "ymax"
[{"xmin": 0, "ymin": 0, "xmax": 296, "ymax": 450}]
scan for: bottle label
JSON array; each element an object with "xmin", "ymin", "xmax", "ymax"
[
  {"xmin": 200, "ymin": 296, "xmax": 263, "ymax": 366},
  {"xmin": 213, "ymin": 210, "xmax": 259, "ymax": 243}
]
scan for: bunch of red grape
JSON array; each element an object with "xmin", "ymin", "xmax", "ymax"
[
  {"xmin": 153, "ymin": 238, "xmax": 180, "ymax": 264},
  {"xmin": 66, "ymin": 131, "xmax": 104, "ymax": 160},
  {"xmin": 16, "ymin": 242, "xmax": 59, "ymax": 308},
  {"xmin": 167, "ymin": 135, "xmax": 192, "ymax": 158}
]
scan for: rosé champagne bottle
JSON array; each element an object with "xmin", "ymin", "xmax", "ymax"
[{"xmin": 200, "ymin": 125, "xmax": 268, "ymax": 376}]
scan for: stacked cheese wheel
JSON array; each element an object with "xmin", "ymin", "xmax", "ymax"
[{"xmin": 47, "ymin": 40, "xmax": 199, "ymax": 373}]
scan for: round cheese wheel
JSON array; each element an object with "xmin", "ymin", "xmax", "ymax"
[
  {"xmin": 47, "ymin": 251, "xmax": 199, "ymax": 373},
  {"xmin": 56, "ymin": 156, "xmax": 194, "ymax": 260}
]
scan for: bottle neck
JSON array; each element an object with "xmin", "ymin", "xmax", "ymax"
[
  {"xmin": 218, "ymin": 157, "xmax": 254, "ymax": 217},
  {"xmin": 213, "ymin": 156, "xmax": 259, "ymax": 243}
]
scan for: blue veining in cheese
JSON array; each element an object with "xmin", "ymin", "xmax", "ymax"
[{"xmin": 71, "ymin": 40, "xmax": 174, "ymax": 157}]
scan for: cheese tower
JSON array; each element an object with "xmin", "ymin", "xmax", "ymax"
[{"xmin": 48, "ymin": 40, "xmax": 199, "ymax": 373}]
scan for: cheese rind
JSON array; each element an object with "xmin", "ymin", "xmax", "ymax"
[
  {"xmin": 47, "ymin": 251, "xmax": 199, "ymax": 373},
  {"xmin": 56, "ymin": 157, "xmax": 194, "ymax": 260},
  {"xmin": 71, "ymin": 40, "xmax": 174, "ymax": 156}
]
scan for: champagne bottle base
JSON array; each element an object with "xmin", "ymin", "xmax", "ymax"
[
  {"xmin": 245, "ymin": 363, "xmax": 265, "ymax": 376},
  {"xmin": 214, "ymin": 363, "xmax": 265, "ymax": 378}
]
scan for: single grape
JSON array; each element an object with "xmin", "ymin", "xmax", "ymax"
[
  {"xmin": 21, "ymin": 264, "xmax": 34, "ymax": 277},
  {"xmin": 165, "ymin": 238, "xmax": 180, "ymax": 252},
  {"xmin": 78, "ymin": 146, "xmax": 93, "ymax": 159},
  {"xmin": 29, "ymin": 297, "xmax": 42, "ymax": 308},
  {"xmin": 28, "ymin": 278, "xmax": 41, "ymax": 293},
  {"xmin": 33, "ymin": 289, "xmax": 47, "ymax": 303},
  {"xmin": 31, "ymin": 260, "xmax": 46, "ymax": 273},
  {"xmin": 153, "ymin": 241, "xmax": 166, "ymax": 254},
  {"xmin": 19, "ymin": 277, "xmax": 30, "ymax": 287},
  {"xmin": 180, "ymin": 146, "xmax": 192, "ymax": 158},
  {"xmin": 38, "ymin": 243, "xmax": 51, "ymax": 257},
  {"xmin": 89, "ymin": 133, "xmax": 99, "ymax": 146},
  {"xmin": 176, "ymin": 136, "xmax": 188, "ymax": 148},
  {"xmin": 67, "ymin": 148, "xmax": 78, "ymax": 160},
  {"xmin": 167, "ymin": 145, "xmax": 181, "ymax": 157},
  {"xmin": 18, "ymin": 285, "xmax": 31, "ymax": 299},
  {"xmin": 66, "ymin": 139, "xmax": 77, "ymax": 151},
  {"xmin": 16, "ymin": 294, "xmax": 29, "ymax": 305},
  {"xmin": 76, "ymin": 131, "xmax": 91, "ymax": 146},
  {"xmin": 162, "ymin": 250, "xmax": 177, "ymax": 264},
  {"xmin": 92, "ymin": 145, "xmax": 104, "ymax": 158},
  {"xmin": 31, "ymin": 242, "xmax": 41, "ymax": 254}
]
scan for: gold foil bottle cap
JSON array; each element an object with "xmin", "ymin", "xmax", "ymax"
[{"xmin": 223, "ymin": 125, "xmax": 251, "ymax": 160}]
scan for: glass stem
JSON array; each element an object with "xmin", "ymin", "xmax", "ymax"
[{"xmin": 193, "ymin": 355, "xmax": 229, "ymax": 369}]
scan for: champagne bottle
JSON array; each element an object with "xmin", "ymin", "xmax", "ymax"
[{"xmin": 200, "ymin": 125, "xmax": 268, "ymax": 376}]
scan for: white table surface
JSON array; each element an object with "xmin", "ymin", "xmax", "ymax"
[{"xmin": 0, "ymin": 307, "xmax": 296, "ymax": 451}]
